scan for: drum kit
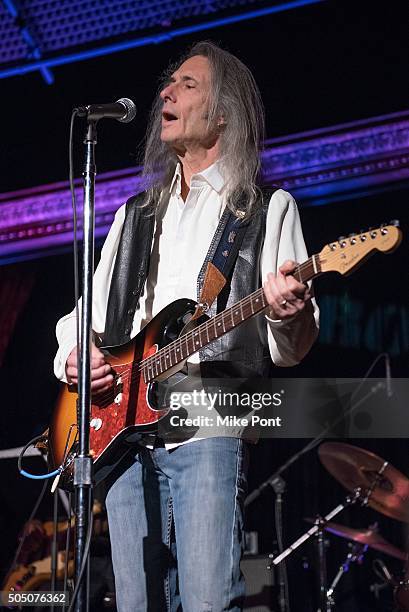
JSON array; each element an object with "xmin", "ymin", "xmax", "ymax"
[{"xmin": 272, "ymin": 442, "xmax": 409, "ymax": 611}]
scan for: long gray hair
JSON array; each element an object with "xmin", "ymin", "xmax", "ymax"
[{"xmin": 141, "ymin": 41, "xmax": 265, "ymax": 218}]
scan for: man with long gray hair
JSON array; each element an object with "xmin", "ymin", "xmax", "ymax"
[{"xmin": 55, "ymin": 41, "xmax": 319, "ymax": 611}]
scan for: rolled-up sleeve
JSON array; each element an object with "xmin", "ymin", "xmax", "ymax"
[{"xmin": 261, "ymin": 189, "xmax": 319, "ymax": 366}]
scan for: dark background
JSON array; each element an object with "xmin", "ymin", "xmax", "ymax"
[
  {"xmin": 0, "ymin": 1, "xmax": 408, "ymax": 610},
  {"xmin": 1, "ymin": 0, "xmax": 408, "ymax": 192}
]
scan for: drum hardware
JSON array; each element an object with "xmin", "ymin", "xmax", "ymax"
[
  {"xmin": 244, "ymin": 382, "xmax": 387, "ymax": 610},
  {"xmin": 271, "ymin": 475, "xmax": 288, "ymax": 612},
  {"xmin": 304, "ymin": 518, "xmax": 407, "ymax": 609},
  {"xmin": 370, "ymin": 578, "xmax": 391, "ymax": 599},
  {"xmin": 319, "ymin": 442, "xmax": 409, "ymax": 610},
  {"xmin": 370, "ymin": 556, "xmax": 397, "ymax": 600},
  {"xmin": 318, "ymin": 442, "xmax": 409, "ymax": 523},
  {"xmin": 271, "ymin": 488, "xmax": 363, "ymax": 612},
  {"xmin": 394, "ymin": 564, "xmax": 409, "ymax": 611},
  {"xmin": 271, "ymin": 483, "xmax": 382, "ymax": 569},
  {"xmin": 316, "ymin": 515, "xmax": 330, "ymax": 612},
  {"xmin": 326, "ymin": 541, "xmax": 368, "ymax": 608},
  {"xmin": 242, "ymin": 365, "xmax": 397, "ymax": 612},
  {"xmin": 304, "ymin": 519, "xmax": 407, "ymax": 562},
  {"xmin": 272, "ymin": 441, "xmax": 409, "ymax": 611}
]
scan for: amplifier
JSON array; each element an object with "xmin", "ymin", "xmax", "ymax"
[{"xmin": 241, "ymin": 554, "xmax": 277, "ymax": 611}]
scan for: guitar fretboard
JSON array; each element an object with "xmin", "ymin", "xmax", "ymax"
[{"xmin": 141, "ymin": 254, "xmax": 320, "ymax": 382}]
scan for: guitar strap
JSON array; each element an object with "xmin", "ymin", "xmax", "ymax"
[{"xmin": 197, "ymin": 186, "xmax": 279, "ymax": 315}]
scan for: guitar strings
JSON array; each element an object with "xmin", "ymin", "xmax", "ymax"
[
  {"xmin": 90, "ymin": 256, "xmax": 320, "ymax": 407},
  {"xmin": 89, "ymin": 237, "xmax": 379, "ymax": 409},
  {"xmin": 117, "ymin": 237, "xmax": 370, "ymax": 379},
  {"xmin": 139, "ymin": 256, "xmax": 316, "ymax": 372},
  {"xmin": 89, "ymin": 259, "xmax": 316, "ymax": 408}
]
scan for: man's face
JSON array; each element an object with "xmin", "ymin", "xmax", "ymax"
[{"xmin": 160, "ymin": 55, "xmax": 216, "ymax": 152}]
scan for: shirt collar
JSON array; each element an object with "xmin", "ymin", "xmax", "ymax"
[
  {"xmin": 169, "ymin": 160, "xmax": 225, "ymax": 195},
  {"xmin": 169, "ymin": 163, "xmax": 182, "ymax": 196}
]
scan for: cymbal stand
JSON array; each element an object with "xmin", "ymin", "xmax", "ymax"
[
  {"xmin": 361, "ymin": 460, "xmax": 388, "ymax": 506},
  {"xmin": 272, "ymin": 475, "xmax": 288, "ymax": 612},
  {"xmin": 272, "ymin": 433, "xmax": 392, "ymax": 610},
  {"xmin": 272, "ymin": 493, "xmax": 360, "ymax": 565},
  {"xmin": 271, "ymin": 488, "xmax": 363, "ymax": 612},
  {"xmin": 326, "ymin": 542, "xmax": 368, "ymax": 609},
  {"xmin": 315, "ymin": 515, "xmax": 330, "ymax": 612}
]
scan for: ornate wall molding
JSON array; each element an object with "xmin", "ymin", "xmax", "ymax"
[
  {"xmin": 263, "ymin": 110, "xmax": 409, "ymax": 203},
  {"xmin": 1, "ymin": 110, "xmax": 408, "ymax": 263}
]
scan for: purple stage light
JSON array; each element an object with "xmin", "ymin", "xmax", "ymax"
[{"xmin": 0, "ymin": 111, "xmax": 408, "ymax": 264}]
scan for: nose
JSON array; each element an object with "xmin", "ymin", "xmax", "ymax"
[{"xmin": 160, "ymin": 82, "xmax": 176, "ymax": 102}]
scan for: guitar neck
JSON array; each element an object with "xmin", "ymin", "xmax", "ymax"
[{"xmin": 142, "ymin": 254, "xmax": 321, "ymax": 382}]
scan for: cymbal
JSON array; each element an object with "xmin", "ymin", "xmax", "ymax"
[
  {"xmin": 319, "ymin": 442, "xmax": 409, "ymax": 522},
  {"xmin": 305, "ymin": 518, "xmax": 407, "ymax": 561}
]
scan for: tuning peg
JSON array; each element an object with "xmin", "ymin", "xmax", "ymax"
[
  {"xmin": 338, "ymin": 236, "xmax": 346, "ymax": 241},
  {"xmin": 390, "ymin": 219, "xmax": 400, "ymax": 227},
  {"xmin": 365, "ymin": 226, "xmax": 379, "ymax": 239}
]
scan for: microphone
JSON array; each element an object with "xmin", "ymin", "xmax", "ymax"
[
  {"xmin": 76, "ymin": 98, "xmax": 137, "ymax": 123},
  {"xmin": 385, "ymin": 353, "xmax": 393, "ymax": 398}
]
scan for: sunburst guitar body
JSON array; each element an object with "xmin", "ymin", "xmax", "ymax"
[{"xmin": 48, "ymin": 298, "xmax": 198, "ymax": 489}]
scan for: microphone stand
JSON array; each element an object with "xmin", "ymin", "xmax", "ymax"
[{"xmin": 73, "ymin": 119, "xmax": 97, "ymax": 612}]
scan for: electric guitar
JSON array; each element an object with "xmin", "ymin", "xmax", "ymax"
[
  {"xmin": 46, "ymin": 223, "xmax": 402, "ymax": 489},
  {"xmin": 2, "ymin": 503, "xmax": 107, "ymax": 598}
]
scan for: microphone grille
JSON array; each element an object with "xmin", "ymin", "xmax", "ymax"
[{"xmin": 116, "ymin": 98, "xmax": 137, "ymax": 123}]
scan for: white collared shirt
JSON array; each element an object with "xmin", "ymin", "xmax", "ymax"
[
  {"xmin": 54, "ymin": 162, "xmax": 319, "ymax": 378},
  {"xmin": 135, "ymin": 162, "xmax": 227, "ymax": 342}
]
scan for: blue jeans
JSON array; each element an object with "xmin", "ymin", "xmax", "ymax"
[{"xmin": 105, "ymin": 437, "xmax": 249, "ymax": 612}]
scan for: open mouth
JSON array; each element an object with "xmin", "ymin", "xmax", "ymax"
[{"xmin": 162, "ymin": 111, "xmax": 178, "ymax": 122}]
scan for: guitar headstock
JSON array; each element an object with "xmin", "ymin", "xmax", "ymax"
[{"xmin": 319, "ymin": 223, "xmax": 402, "ymax": 276}]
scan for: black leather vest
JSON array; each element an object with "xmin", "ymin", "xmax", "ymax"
[{"xmin": 104, "ymin": 189, "xmax": 276, "ymax": 379}]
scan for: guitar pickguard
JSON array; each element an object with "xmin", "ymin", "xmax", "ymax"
[{"xmin": 48, "ymin": 298, "xmax": 199, "ymax": 489}]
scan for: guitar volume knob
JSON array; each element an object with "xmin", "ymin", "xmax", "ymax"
[{"xmin": 90, "ymin": 417, "xmax": 103, "ymax": 431}]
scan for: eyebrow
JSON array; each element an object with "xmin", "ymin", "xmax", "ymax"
[{"xmin": 168, "ymin": 74, "xmax": 199, "ymax": 84}]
